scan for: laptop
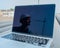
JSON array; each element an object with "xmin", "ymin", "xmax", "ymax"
[{"xmin": 2, "ymin": 4, "xmax": 55, "ymax": 47}]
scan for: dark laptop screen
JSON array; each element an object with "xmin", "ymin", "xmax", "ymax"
[{"xmin": 12, "ymin": 4, "xmax": 55, "ymax": 38}]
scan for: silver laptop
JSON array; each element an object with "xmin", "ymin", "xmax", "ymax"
[{"xmin": 2, "ymin": 4, "xmax": 55, "ymax": 46}]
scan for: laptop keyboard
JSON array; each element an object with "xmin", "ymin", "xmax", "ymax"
[{"xmin": 2, "ymin": 33, "xmax": 49, "ymax": 46}]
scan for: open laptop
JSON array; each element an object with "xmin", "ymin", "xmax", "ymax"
[{"xmin": 2, "ymin": 4, "xmax": 55, "ymax": 46}]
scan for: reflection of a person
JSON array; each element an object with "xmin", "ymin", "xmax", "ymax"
[{"xmin": 13, "ymin": 14, "xmax": 31, "ymax": 33}]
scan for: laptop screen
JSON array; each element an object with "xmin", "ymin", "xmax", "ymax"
[{"xmin": 12, "ymin": 4, "xmax": 55, "ymax": 38}]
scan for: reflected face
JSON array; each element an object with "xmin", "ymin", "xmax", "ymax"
[
  {"xmin": 26, "ymin": 17, "xmax": 30, "ymax": 25},
  {"xmin": 21, "ymin": 17, "xmax": 31, "ymax": 25}
]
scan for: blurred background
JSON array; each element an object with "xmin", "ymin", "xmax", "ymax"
[
  {"xmin": 0, "ymin": 0, "xmax": 60, "ymax": 48},
  {"xmin": 0, "ymin": 0, "xmax": 60, "ymax": 21}
]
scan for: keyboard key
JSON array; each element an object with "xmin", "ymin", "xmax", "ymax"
[{"xmin": 2, "ymin": 33, "xmax": 49, "ymax": 46}]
